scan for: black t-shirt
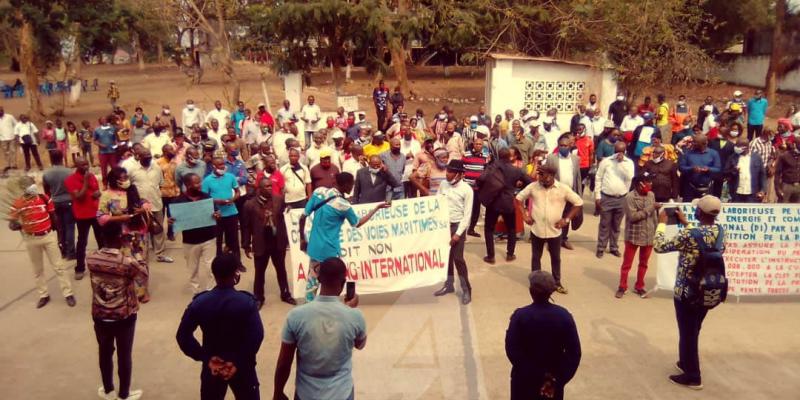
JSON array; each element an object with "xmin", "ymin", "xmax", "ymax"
[{"xmin": 172, "ymin": 193, "xmax": 217, "ymax": 244}]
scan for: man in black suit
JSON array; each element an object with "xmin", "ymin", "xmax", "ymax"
[{"xmin": 353, "ymin": 155, "xmax": 399, "ymax": 204}]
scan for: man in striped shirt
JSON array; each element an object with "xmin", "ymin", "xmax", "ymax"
[
  {"xmin": 8, "ymin": 176, "xmax": 75, "ymax": 308},
  {"xmin": 749, "ymin": 128, "xmax": 777, "ymax": 188},
  {"xmin": 463, "ymin": 137, "xmax": 490, "ymax": 237}
]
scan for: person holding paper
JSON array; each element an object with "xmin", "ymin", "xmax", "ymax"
[
  {"xmin": 202, "ymin": 157, "xmax": 244, "ymax": 271},
  {"xmin": 171, "ymin": 173, "xmax": 221, "ymax": 293},
  {"xmin": 241, "ymin": 178, "xmax": 295, "ymax": 308}
]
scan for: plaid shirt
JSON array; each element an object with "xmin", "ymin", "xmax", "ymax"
[
  {"xmin": 749, "ymin": 138, "xmax": 776, "ymax": 166},
  {"xmin": 623, "ymin": 190, "xmax": 657, "ymax": 246},
  {"xmin": 87, "ymin": 248, "xmax": 149, "ymax": 320},
  {"xmin": 654, "ymin": 223, "xmax": 724, "ymax": 301}
]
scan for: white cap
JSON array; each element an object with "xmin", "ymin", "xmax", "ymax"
[
  {"xmin": 475, "ymin": 125, "xmax": 490, "ymax": 136},
  {"xmin": 469, "ymin": 115, "xmax": 479, "ymax": 122},
  {"xmin": 332, "ymin": 130, "xmax": 345, "ymax": 139},
  {"xmin": 733, "ymin": 90, "xmax": 742, "ymax": 97}
]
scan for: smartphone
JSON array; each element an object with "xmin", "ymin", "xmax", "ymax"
[{"xmin": 345, "ymin": 282, "xmax": 356, "ymax": 301}]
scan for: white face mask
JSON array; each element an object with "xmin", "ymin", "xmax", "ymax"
[
  {"xmin": 652, "ymin": 156, "xmax": 664, "ymax": 164},
  {"xmin": 729, "ymin": 130, "xmax": 740, "ymax": 137},
  {"xmin": 447, "ymin": 178, "xmax": 459, "ymax": 185},
  {"xmin": 617, "ymin": 96, "xmax": 624, "ymax": 101},
  {"xmin": 187, "ymin": 104, "xmax": 195, "ymax": 110},
  {"xmin": 734, "ymin": 146, "xmax": 746, "ymax": 155}
]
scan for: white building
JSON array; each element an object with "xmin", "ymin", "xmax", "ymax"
[{"xmin": 485, "ymin": 53, "xmax": 618, "ymax": 130}]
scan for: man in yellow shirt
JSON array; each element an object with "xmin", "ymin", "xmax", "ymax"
[
  {"xmin": 656, "ymin": 94, "xmax": 671, "ymax": 144},
  {"xmin": 363, "ymin": 131, "xmax": 389, "ymax": 158}
]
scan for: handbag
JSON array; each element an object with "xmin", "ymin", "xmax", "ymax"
[{"xmin": 145, "ymin": 211, "xmax": 164, "ymax": 235}]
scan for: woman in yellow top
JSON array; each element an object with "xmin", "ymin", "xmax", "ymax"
[{"xmin": 66, "ymin": 121, "xmax": 82, "ymax": 166}]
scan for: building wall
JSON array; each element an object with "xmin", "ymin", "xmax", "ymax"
[
  {"xmin": 486, "ymin": 59, "xmax": 617, "ymax": 130},
  {"xmin": 718, "ymin": 55, "xmax": 800, "ymax": 92}
]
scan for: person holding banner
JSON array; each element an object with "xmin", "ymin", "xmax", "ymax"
[
  {"xmin": 432, "ymin": 160, "xmax": 474, "ymax": 305},
  {"xmin": 654, "ymin": 195, "xmax": 724, "ymax": 390},
  {"xmin": 299, "ymin": 173, "xmax": 390, "ymax": 301}
]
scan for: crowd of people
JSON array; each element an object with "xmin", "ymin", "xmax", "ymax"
[{"xmin": 2, "ymin": 81, "xmax": 798, "ymax": 399}]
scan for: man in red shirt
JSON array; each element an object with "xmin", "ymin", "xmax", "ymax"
[
  {"xmin": 254, "ymin": 154, "xmax": 285, "ymax": 196},
  {"xmin": 637, "ymin": 96, "xmax": 655, "ymax": 116},
  {"xmin": 256, "ymin": 103, "xmax": 275, "ymax": 130},
  {"xmin": 574, "ymin": 124, "xmax": 595, "ymax": 193},
  {"xmin": 65, "ymin": 157, "xmax": 104, "ymax": 280},
  {"xmin": 9, "ymin": 176, "xmax": 75, "ymax": 308}
]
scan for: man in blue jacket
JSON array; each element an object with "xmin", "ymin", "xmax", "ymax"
[
  {"xmin": 724, "ymin": 137, "xmax": 767, "ymax": 203},
  {"xmin": 679, "ymin": 134, "xmax": 721, "ymax": 201}
]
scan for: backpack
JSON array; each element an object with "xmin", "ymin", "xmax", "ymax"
[
  {"xmin": 688, "ymin": 225, "xmax": 728, "ymax": 309},
  {"xmin": 477, "ymin": 163, "xmax": 505, "ymax": 207}
]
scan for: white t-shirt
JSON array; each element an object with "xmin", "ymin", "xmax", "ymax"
[
  {"xmin": 206, "ymin": 108, "xmax": 231, "ymax": 127},
  {"xmin": 558, "ymin": 156, "xmax": 574, "ymax": 189},
  {"xmin": 300, "ymin": 104, "xmax": 321, "ymax": 132},
  {"xmin": 14, "ymin": 121, "xmax": 38, "ymax": 145},
  {"xmin": 276, "ymin": 107, "xmax": 295, "ymax": 126},
  {"xmin": 141, "ymin": 133, "xmax": 171, "ymax": 157},
  {"xmin": 280, "ymin": 163, "xmax": 311, "ymax": 203},
  {"xmin": 590, "ymin": 116, "xmax": 607, "ymax": 139},
  {"xmin": 400, "ymin": 140, "xmax": 421, "ymax": 181},
  {"xmin": 620, "ymin": 115, "xmax": 644, "ymax": 132},
  {"xmin": 737, "ymin": 155, "xmax": 752, "ymax": 195},
  {"xmin": 273, "ymin": 131, "xmax": 296, "ymax": 167},
  {"xmin": 182, "ymin": 107, "xmax": 204, "ymax": 129},
  {"xmin": 0, "ymin": 114, "xmax": 17, "ymax": 141},
  {"xmin": 702, "ymin": 113, "xmax": 717, "ymax": 134}
]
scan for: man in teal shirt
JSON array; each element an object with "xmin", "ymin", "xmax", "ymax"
[
  {"xmin": 202, "ymin": 157, "xmax": 244, "ymax": 270},
  {"xmin": 746, "ymin": 89, "xmax": 768, "ymax": 141}
]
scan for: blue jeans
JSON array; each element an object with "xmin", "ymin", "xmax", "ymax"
[
  {"xmin": 674, "ymin": 298, "xmax": 708, "ymax": 381},
  {"xmin": 54, "ymin": 202, "xmax": 75, "ymax": 258}
]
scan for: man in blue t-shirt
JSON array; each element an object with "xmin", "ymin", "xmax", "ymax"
[
  {"xmin": 298, "ymin": 172, "xmax": 389, "ymax": 300},
  {"xmin": 93, "ymin": 116, "xmax": 118, "ymax": 188},
  {"xmin": 202, "ymin": 157, "xmax": 244, "ymax": 270},
  {"xmin": 746, "ymin": 89, "xmax": 768, "ymax": 141}
]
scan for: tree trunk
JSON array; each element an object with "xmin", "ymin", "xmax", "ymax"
[
  {"xmin": 260, "ymin": 72, "xmax": 271, "ymax": 111},
  {"xmin": 389, "ymin": 41, "xmax": 410, "ymax": 97},
  {"xmin": 765, "ymin": 0, "xmax": 786, "ymax": 105},
  {"xmin": 157, "ymin": 40, "xmax": 165, "ymax": 64},
  {"xmin": 213, "ymin": 0, "xmax": 239, "ymax": 105},
  {"xmin": 133, "ymin": 31, "xmax": 145, "ymax": 71},
  {"xmin": 19, "ymin": 15, "xmax": 44, "ymax": 117}
]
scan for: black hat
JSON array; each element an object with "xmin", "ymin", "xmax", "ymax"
[{"xmin": 446, "ymin": 159, "xmax": 465, "ymax": 172}]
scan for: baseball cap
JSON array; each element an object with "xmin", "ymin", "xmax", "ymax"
[
  {"xmin": 475, "ymin": 125, "xmax": 490, "ymax": 137},
  {"xmin": 332, "ymin": 130, "xmax": 345, "ymax": 139},
  {"xmin": 642, "ymin": 112, "xmax": 654, "ymax": 121},
  {"xmin": 373, "ymin": 131, "xmax": 385, "ymax": 137},
  {"xmin": 692, "ymin": 195, "xmax": 722, "ymax": 216},
  {"xmin": 319, "ymin": 148, "xmax": 333, "ymax": 159},
  {"xmin": 469, "ymin": 115, "xmax": 479, "ymax": 122},
  {"xmin": 733, "ymin": 90, "xmax": 742, "ymax": 97}
]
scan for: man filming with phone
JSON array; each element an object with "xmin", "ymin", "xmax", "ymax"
[{"xmin": 298, "ymin": 172, "xmax": 389, "ymax": 301}]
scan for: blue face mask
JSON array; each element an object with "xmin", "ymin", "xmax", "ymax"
[
  {"xmin": 559, "ymin": 147, "xmax": 571, "ymax": 157},
  {"xmin": 470, "ymin": 122, "xmax": 477, "ymax": 129},
  {"xmin": 230, "ymin": 150, "xmax": 240, "ymax": 158},
  {"xmin": 608, "ymin": 136, "xmax": 619, "ymax": 144}
]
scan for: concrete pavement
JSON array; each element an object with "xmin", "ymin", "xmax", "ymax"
[{"xmin": 0, "ymin": 204, "xmax": 798, "ymax": 399}]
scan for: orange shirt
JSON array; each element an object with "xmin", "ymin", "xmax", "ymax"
[
  {"xmin": 575, "ymin": 136, "xmax": 595, "ymax": 168},
  {"xmin": 9, "ymin": 195, "xmax": 54, "ymax": 234}
]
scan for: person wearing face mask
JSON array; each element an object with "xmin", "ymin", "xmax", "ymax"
[
  {"xmin": 774, "ymin": 118, "xmax": 796, "ymax": 151},
  {"xmin": 380, "ymin": 137, "xmax": 407, "ymax": 200},
  {"xmin": 724, "ymin": 137, "xmax": 766, "ymax": 203},
  {"xmin": 310, "ymin": 150, "xmax": 340, "ymax": 190},
  {"xmin": 128, "ymin": 148, "xmax": 173, "ymax": 263},
  {"xmin": 615, "ymin": 172, "xmax": 659, "ymax": 299},
  {"xmin": 642, "ymin": 145, "xmax": 680, "ymax": 203},
  {"xmin": 305, "ymin": 130, "xmax": 334, "ymax": 168},
  {"xmin": 175, "ymin": 147, "xmax": 208, "ymax": 191},
  {"xmin": 709, "ymin": 126, "xmax": 736, "ymax": 198},
  {"xmin": 363, "ymin": 131, "xmax": 389, "ymax": 158},
  {"xmin": 544, "ymin": 136, "xmax": 583, "ymax": 250},
  {"xmin": 202, "ymin": 157, "xmax": 244, "ymax": 272},
  {"xmin": 746, "ymin": 89, "xmax": 768, "ymax": 141},
  {"xmin": 241, "ymin": 177, "xmax": 296, "ymax": 307},
  {"xmin": 594, "ymin": 141, "xmax": 635, "ymax": 258},
  {"xmin": 341, "ymin": 144, "xmax": 366, "ymax": 198},
  {"xmin": 158, "ymin": 144, "xmax": 181, "ymax": 241},
  {"xmin": 679, "ymin": 134, "xmax": 721, "ymax": 201},
  {"xmin": 412, "ymin": 146, "xmax": 449, "ymax": 197},
  {"xmin": 353, "ymin": 155, "xmax": 398, "ymax": 204},
  {"xmin": 670, "ymin": 94, "xmax": 692, "ymax": 136},
  {"xmin": 280, "ymin": 148, "xmax": 312, "ymax": 208},
  {"xmin": 596, "ymin": 128, "xmax": 621, "ymax": 162},
  {"xmin": 9, "ymin": 175, "xmax": 76, "ymax": 308},
  {"xmin": 141, "ymin": 125, "xmax": 170, "ymax": 158},
  {"xmin": 671, "ymin": 116, "xmax": 695, "ymax": 147},
  {"xmin": 432, "ymin": 160, "xmax": 474, "ymax": 304},
  {"xmin": 774, "ymin": 134, "xmax": 800, "ymax": 203},
  {"xmin": 254, "ymin": 154, "xmax": 285, "ymax": 197},
  {"xmin": 516, "ymin": 165, "xmax": 583, "ymax": 294},
  {"xmin": 608, "ymin": 93, "xmax": 629, "ymax": 128},
  {"xmin": 158, "ymin": 104, "xmax": 178, "ymax": 134}
]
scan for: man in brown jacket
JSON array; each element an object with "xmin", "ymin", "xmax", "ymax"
[
  {"xmin": 616, "ymin": 172, "xmax": 659, "ymax": 298},
  {"xmin": 642, "ymin": 145, "xmax": 679, "ymax": 202}
]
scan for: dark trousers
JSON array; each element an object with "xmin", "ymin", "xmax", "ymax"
[
  {"xmin": 711, "ymin": 179, "xmax": 724, "ymax": 198},
  {"xmin": 376, "ymin": 107, "xmax": 387, "ymax": 131},
  {"xmin": 21, "ymin": 143, "xmax": 43, "ymax": 170},
  {"xmin": 163, "ymin": 196, "xmax": 178, "ymax": 238},
  {"xmin": 445, "ymin": 223, "xmax": 470, "ymax": 288},
  {"xmin": 580, "ymin": 167, "xmax": 591, "ymax": 193},
  {"xmin": 747, "ymin": 124, "xmax": 763, "ymax": 141},
  {"xmin": 682, "ymin": 184, "xmax": 708, "ymax": 202},
  {"xmin": 54, "ymin": 201, "xmax": 75, "ymax": 258},
  {"xmin": 98, "ymin": 153, "xmax": 117, "ymax": 187},
  {"xmin": 200, "ymin": 365, "xmax": 259, "ymax": 400},
  {"xmin": 484, "ymin": 208, "xmax": 516, "ymax": 259},
  {"xmin": 286, "ymin": 199, "xmax": 307, "ymax": 210},
  {"xmin": 468, "ymin": 191, "xmax": 481, "ymax": 233},
  {"xmin": 531, "ymin": 235, "xmax": 562, "ymax": 285},
  {"xmin": 76, "ymin": 217, "xmax": 103, "ymax": 272},
  {"xmin": 560, "ymin": 204, "xmax": 571, "ymax": 242},
  {"xmin": 216, "ymin": 215, "xmax": 241, "ymax": 266},
  {"xmin": 94, "ymin": 314, "xmax": 137, "ymax": 399},
  {"xmin": 597, "ymin": 195, "xmax": 624, "ymax": 252},
  {"xmin": 253, "ymin": 245, "xmax": 290, "ymax": 302},
  {"xmin": 404, "ymin": 181, "xmax": 417, "ymax": 199},
  {"xmin": 674, "ymin": 298, "xmax": 708, "ymax": 381},
  {"xmin": 732, "ymin": 193, "xmax": 759, "ymax": 203}
]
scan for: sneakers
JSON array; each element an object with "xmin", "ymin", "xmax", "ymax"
[
  {"xmin": 65, "ymin": 295, "xmax": 77, "ymax": 307},
  {"xmin": 118, "ymin": 389, "xmax": 143, "ymax": 400},
  {"xmin": 556, "ymin": 285, "xmax": 568, "ymax": 294},
  {"xmin": 668, "ymin": 374, "xmax": 703, "ymax": 390},
  {"xmin": 36, "ymin": 296, "xmax": 51, "ymax": 309},
  {"xmin": 615, "ymin": 288, "xmax": 625, "ymax": 298},
  {"xmin": 156, "ymin": 255, "xmax": 174, "ymax": 263},
  {"xmin": 634, "ymin": 288, "xmax": 648, "ymax": 298},
  {"xmin": 97, "ymin": 386, "xmax": 115, "ymax": 400},
  {"xmin": 483, "ymin": 256, "xmax": 496, "ymax": 265}
]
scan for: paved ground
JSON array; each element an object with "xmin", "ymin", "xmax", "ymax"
[{"xmin": 0, "ymin": 200, "xmax": 799, "ymax": 400}]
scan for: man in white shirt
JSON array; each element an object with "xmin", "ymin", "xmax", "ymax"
[
  {"xmin": 141, "ymin": 127, "xmax": 171, "ymax": 158},
  {"xmin": 276, "ymin": 99, "xmax": 295, "ymax": 127},
  {"xmin": 0, "ymin": 106, "xmax": 18, "ymax": 172},
  {"xmin": 273, "ymin": 124, "xmax": 298, "ymax": 167},
  {"xmin": 726, "ymin": 137, "xmax": 766, "ymax": 203},
  {"xmin": 545, "ymin": 137, "xmax": 583, "ymax": 250},
  {"xmin": 536, "ymin": 117, "xmax": 562, "ymax": 153},
  {"xmin": 280, "ymin": 148, "xmax": 312, "ymax": 208},
  {"xmin": 205, "ymin": 100, "xmax": 231, "ymax": 128},
  {"xmin": 432, "ymin": 160, "xmax": 474, "ymax": 304},
  {"xmin": 620, "ymin": 108, "xmax": 644, "ymax": 135},
  {"xmin": 589, "ymin": 110, "xmax": 608, "ymax": 141},
  {"xmin": 579, "ymin": 109, "xmax": 594, "ymax": 139},
  {"xmin": 14, "ymin": 114, "xmax": 44, "ymax": 171},
  {"xmin": 300, "ymin": 95, "xmax": 321, "ymax": 148},
  {"xmin": 594, "ymin": 141, "xmax": 635, "ymax": 258},
  {"xmin": 241, "ymin": 109, "xmax": 265, "ymax": 146},
  {"xmin": 128, "ymin": 148, "xmax": 173, "ymax": 263},
  {"xmin": 701, "ymin": 105, "xmax": 717, "ymax": 134},
  {"xmin": 181, "ymin": 99, "xmax": 204, "ymax": 132},
  {"xmin": 516, "ymin": 164, "xmax": 583, "ymax": 294},
  {"xmin": 207, "ymin": 119, "xmax": 227, "ymax": 143},
  {"xmin": 304, "ymin": 130, "xmax": 333, "ymax": 169}
]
